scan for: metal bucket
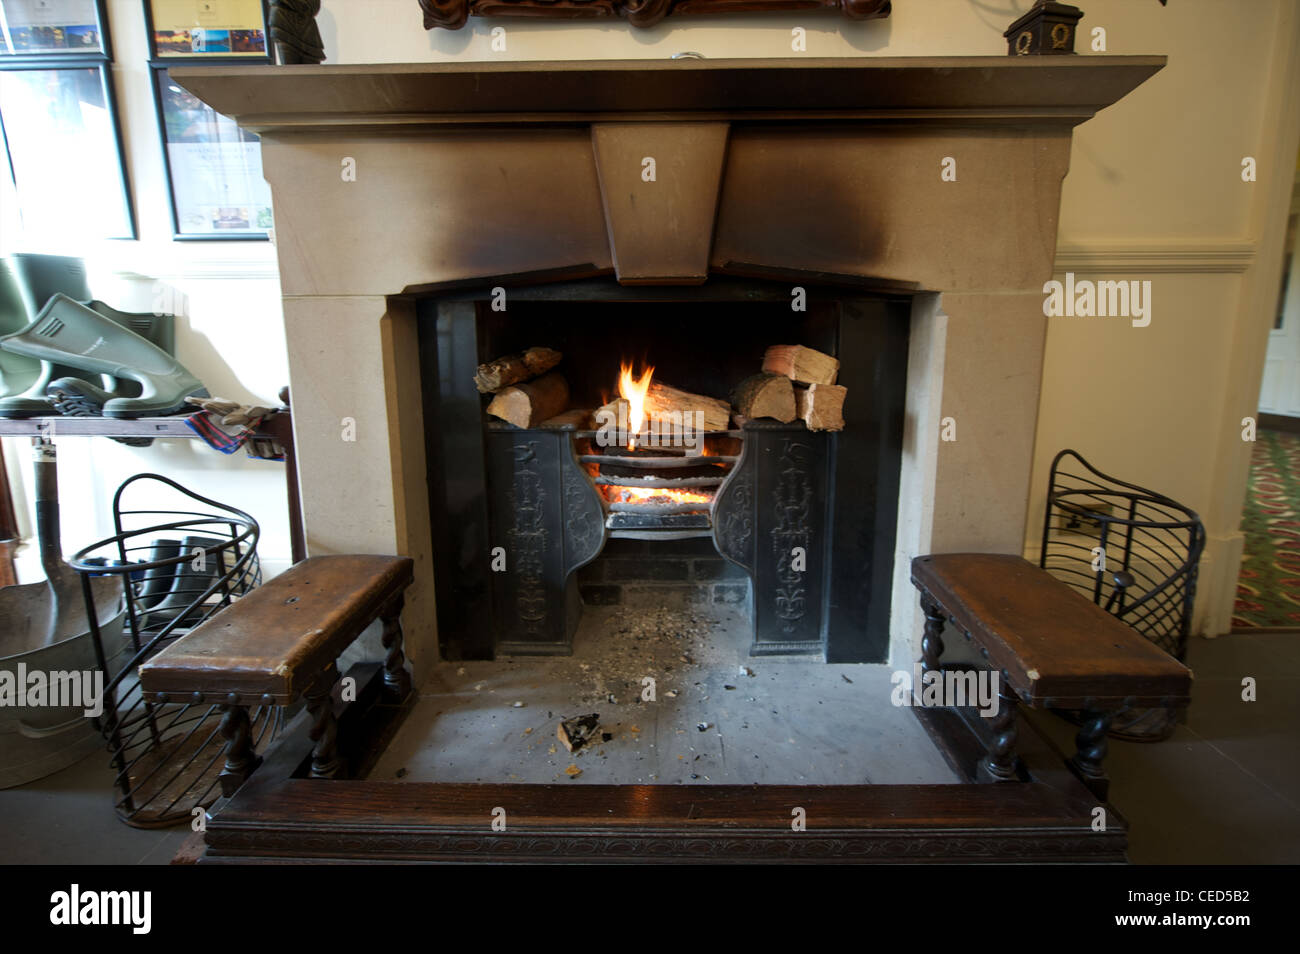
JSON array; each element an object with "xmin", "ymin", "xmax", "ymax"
[{"xmin": 0, "ymin": 578, "xmax": 127, "ymax": 788}]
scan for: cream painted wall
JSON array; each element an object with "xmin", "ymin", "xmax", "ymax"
[
  {"xmin": 1031, "ymin": 1, "xmax": 1300, "ymax": 636},
  {"xmin": 4, "ymin": 0, "xmax": 1294, "ymax": 638}
]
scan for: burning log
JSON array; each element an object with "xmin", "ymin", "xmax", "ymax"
[
  {"xmin": 473, "ymin": 346, "xmax": 562, "ymax": 393},
  {"xmin": 795, "ymin": 383, "xmax": 847, "ymax": 432},
  {"xmin": 731, "ymin": 372, "xmax": 796, "ymax": 423},
  {"xmin": 762, "ymin": 344, "xmax": 840, "ymax": 386},
  {"xmin": 485, "ymin": 372, "xmax": 570, "ymax": 428},
  {"xmin": 645, "ymin": 382, "xmax": 731, "ymax": 432},
  {"xmin": 598, "ymin": 382, "xmax": 731, "ymax": 437}
]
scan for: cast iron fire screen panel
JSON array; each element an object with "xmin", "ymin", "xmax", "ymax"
[{"xmin": 417, "ymin": 278, "xmax": 908, "ymax": 663}]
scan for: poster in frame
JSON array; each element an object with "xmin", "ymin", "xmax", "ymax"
[
  {"xmin": 0, "ymin": 62, "xmax": 136, "ymax": 240},
  {"xmin": 0, "ymin": 0, "xmax": 109, "ymax": 58},
  {"xmin": 151, "ymin": 65, "xmax": 272, "ymax": 240},
  {"xmin": 145, "ymin": 0, "xmax": 271, "ymax": 61}
]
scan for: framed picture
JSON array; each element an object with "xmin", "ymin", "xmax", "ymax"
[
  {"xmin": 151, "ymin": 65, "xmax": 271, "ymax": 239},
  {"xmin": 144, "ymin": 0, "xmax": 270, "ymax": 60},
  {"xmin": 0, "ymin": 0, "xmax": 108, "ymax": 58},
  {"xmin": 0, "ymin": 63, "xmax": 135, "ymax": 239}
]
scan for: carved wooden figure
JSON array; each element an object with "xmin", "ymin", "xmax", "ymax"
[{"xmin": 271, "ymin": 0, "xmax": 325, "ymax": 64}]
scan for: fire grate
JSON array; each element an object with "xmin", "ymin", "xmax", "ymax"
[{"xmin": 578, "ymin": 429, "xmax": 742, "ymax": 537}]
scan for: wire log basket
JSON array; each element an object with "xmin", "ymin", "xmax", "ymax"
[
  {"xmin": 1040, "ymin": 450, "xmax": 1206, "ymax": 742},
  {"xmin": 70, "ymin": 474, "xmax": 281, "ymax": 828}
]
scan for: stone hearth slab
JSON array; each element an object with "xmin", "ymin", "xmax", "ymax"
[{"xmin": 370, "ymin": 605, "xmax": 956, "ymax": 785}]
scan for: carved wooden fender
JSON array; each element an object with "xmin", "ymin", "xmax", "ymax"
[{"xmin": 418, "ymin": 0, "xmax": 891, "ymax": 32}]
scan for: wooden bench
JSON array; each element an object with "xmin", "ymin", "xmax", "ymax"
[
  {"xmin": 139, "ymin": 554, "xmax": 414, "ymax": 795},
  {"xmin": 910, "ymin": 553, "xmax": 1192, "ymax": 798}
]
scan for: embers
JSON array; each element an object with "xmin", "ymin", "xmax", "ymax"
[{"xmin": 576, "ymin": 433, "xmax": 742, "ymax": 534}]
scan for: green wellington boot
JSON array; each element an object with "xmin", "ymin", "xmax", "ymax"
[
  {"xmin": 0, "ymin": 294, "xmax": 207, "ymax": 418},
  {"xmin": 45, "ymin": 303, "xmax": 180, "ymax": 443},
  {"xmin": 0, "ymin": 253, "xmax": 96, "ymax": 418},
  {"xmin": 0, "ymin": 260, "xmax": 43, "ymax": 398}
]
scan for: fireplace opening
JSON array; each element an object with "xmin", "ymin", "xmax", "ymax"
[{"xmin": 417, "ymin": 278, "xmax": 910, "ymax": 665}]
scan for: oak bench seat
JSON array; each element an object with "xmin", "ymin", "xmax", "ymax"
[
  {"xmin": 910, "ymin": 553, "xmax": 1192, "ymax": 798},
  {"xmin": 139, "ymin": 554, "xmax": 414, "ymax": 793}
]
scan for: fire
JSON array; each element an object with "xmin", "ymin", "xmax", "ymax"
[
  {"xmin": 604, "ymin": 486, "xmax": 715, "ymax": 506},
  {"xmin": 618, "ymin": 361, "xmax": 654, "ymax": 450}
]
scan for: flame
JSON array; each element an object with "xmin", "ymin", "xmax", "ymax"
[
  {"xmin": 618, "ymin": 361, "xmax": 654, "ymax": 450},
  {"xmin": 605, "ymin": 486, "xmax": 714, "ymax": 506}
]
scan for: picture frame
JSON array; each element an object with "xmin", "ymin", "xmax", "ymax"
[
  {"xmin": 150, "ymin": 64, "xmax": 272, "ymax": 240},
  {"xmin": 0, "ymin": 0, "xmax": 109, "ymax": 58},
  {"xmin": 0, "ymin": 61, "xmax": 136, "ymax": 240},
  {"xmin": 144, "ymin": 0, "xmax": 271, "ymax": 61}
]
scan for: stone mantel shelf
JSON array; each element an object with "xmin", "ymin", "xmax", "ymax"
[{"xmin": 172, "ymin": 55, "xmax": 1165, "ymax": 132}]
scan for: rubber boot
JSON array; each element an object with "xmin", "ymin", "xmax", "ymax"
[
  {"xmin": 45, "ymin": 304, "xmax": 179, "ymax": 445},
  {"xmin": 9, "ymin": 253, "xmax": 92, "ymax": 308},
  {"xmin": 133, "ymin": 538, "xmax": 183, "ymax": 611},
  {"xmin": 0, "ymin": 294, "xmax": 207, "ymax": 418},
  {"xmin": 0, "ymin": 260, "xmax": 42, "ymax": 398},
  {"xmin": 0, "ymin": 254, "xmax": 95, "ymax": 418},
  {"xmin": 137, "ymin": 535, "xmax": 226, "ymax": 631}
]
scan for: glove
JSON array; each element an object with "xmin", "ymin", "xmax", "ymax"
[{"xmin": 185, "ymin": 396, "xmax": 275, "ymax": 428}]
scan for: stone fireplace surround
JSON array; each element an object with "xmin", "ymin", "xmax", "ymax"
[
  {"xmin": 179, "ymin": 55, "xmax": 1162, "ymax": 686},
  {"xmin": 169, "ymin": 57, "xmax": 1168, "ymax": 861}
]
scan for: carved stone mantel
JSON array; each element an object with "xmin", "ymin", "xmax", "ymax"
[
  {"xmin": 173, "ymin": 56, "xmax": 1162, "ymax": 131},
  {"xmin": 171, "ymin": 56, "xmax": 1163, "ymax": 679}
]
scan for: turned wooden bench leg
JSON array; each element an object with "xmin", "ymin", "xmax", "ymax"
[
  {"xmin": 305, "ymin": 662, "xmax": 343, "ymax": 779},
  {"xmin": 380, "ymin": 594, "xmax": 412, "ymax": 701},
  {"xmin": 217, "ymin": 701, "xmax": 262, "ymax": 797},
  {"xmin": 920, "ymin": 594, "xmax": 946, "ymax": 678},
  {"xmin": 1069, "ymin": 708, "xmax": 1113, "ymax": 800},
  {"xmin": 984, "ymin": 679, "xmax": 1020, "ymax": 781}
]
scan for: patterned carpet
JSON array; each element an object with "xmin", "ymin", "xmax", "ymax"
[{"xmin": 1234, "ymin": 428, "xmax": 1300, "ymax": 630}]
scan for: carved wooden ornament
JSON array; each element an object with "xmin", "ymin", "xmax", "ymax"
[{"xmin": 419, "ymin": 0, "xmax": 891, "ymax": 31}]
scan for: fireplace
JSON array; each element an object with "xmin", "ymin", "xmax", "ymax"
[
  {"xmin": 421, "ymin": 279, "xmax": 909, "ymax": 661},
  {"xmin": 170, "ymin": 56, "xmax": 1164, "ymax": 684},
  {"xmin": 165, "ymin": 55, "xmax": 1167, "ymax": 863}
]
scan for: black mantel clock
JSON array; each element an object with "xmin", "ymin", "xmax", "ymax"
[
  {"xmin": 1004, "ymin": 1, "xmax": 1086, "ymax": 56},
  {"xmin": 1005, "ymin": 0, "xmax": 1169, "ymax": 57}
]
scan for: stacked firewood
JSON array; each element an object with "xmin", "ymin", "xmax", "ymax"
[
  {"xmin": 475, "ymin": 347, "xmax": 572, "ymax": 428},
  {"xmin": 732, "ymin": 344, "xmax": 846, "ymax": 431}
]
